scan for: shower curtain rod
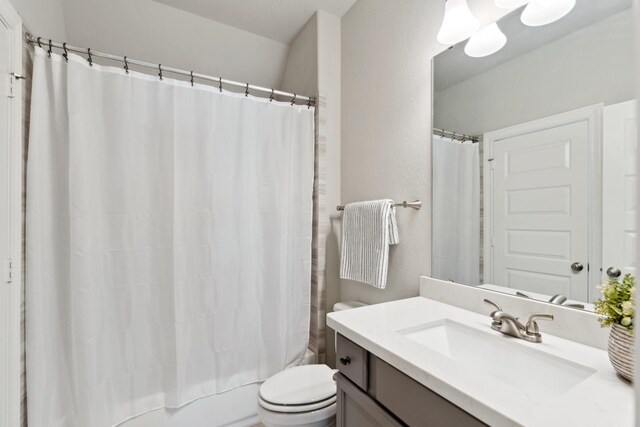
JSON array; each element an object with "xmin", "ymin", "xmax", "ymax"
[
  {"xmin": 433, "ymin": 127, "xmax": 480, "ymax": 143},
  {"xmin": 25, "ymin": 34, "xmax": 316, "ymax": 106}
]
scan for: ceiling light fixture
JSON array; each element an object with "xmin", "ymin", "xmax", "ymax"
[
  {"xmin": 464, "ymin": 23, "xmax": 507, "ymax": 58},
  {"xmin": 520, "ymin": 0, "xmax": 576, "ymax": 27},
  {"xmin": 437, "ymin": 0, "xmax": 480, "ymax": 46},
  {"xmin": 494, "ymin": 0, "xmax": 529, "ymax": 9}
]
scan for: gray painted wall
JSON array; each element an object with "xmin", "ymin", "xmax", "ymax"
[
  {"xmin": 340, "ymin": 0, "xmax": 443, "ymax": 305},
  {"xmin": 11, "ymin": 0, "xmax": 290, "ymax": 89},
  {"xmin": 280, "ymin": 11, "xmax": 342, "ymax": 367},
  {"xmin": 10, "ymin": 0, "xmax": 67, "ymax": 38}
]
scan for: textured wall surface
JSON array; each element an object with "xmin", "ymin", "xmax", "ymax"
[
  {"xmin": 9, "ymin": 0, "xmax": 67, "ymax": 40},
  {"xmin": 280, "ymin": 15, "xmax": 319, "ymax": 95},
  {"xmin": 280, "ymin": 14, "xmax": 324, "ymax": 364},
  {"xmin": 316, "ymin": 11, "xmax": 342, "ymax": 367},
  {"xmin": 340, "ymin": 0, "xmax": 444, "ymax": 305},
  {"xmin": 281, "ymin": 11, "xmax": 342, "ymax": 366},
  {"xmin": 60, "ymin": 0, "xmax": 289, "ymax": 89}
]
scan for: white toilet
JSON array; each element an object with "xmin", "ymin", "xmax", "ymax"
[{"xmin": 257, "ymin": 301, "xmax": 367, "ymax": 427}]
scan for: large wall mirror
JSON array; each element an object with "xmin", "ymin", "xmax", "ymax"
[{"xmin": 431, "ymin": 0, "xmax": 635, "ymax": 311}]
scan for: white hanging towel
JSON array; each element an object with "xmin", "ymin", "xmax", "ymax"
[{"xmin": 339, "ymin": 199, "xmax": 399, "ymax": 289}]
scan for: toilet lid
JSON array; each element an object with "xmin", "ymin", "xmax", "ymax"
[{"xmin": 259, "ymin": 365, "xmax": 337, "ymax": 406}]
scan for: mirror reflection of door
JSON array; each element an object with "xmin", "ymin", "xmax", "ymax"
[
  {"xmin": 603, "ymin": 100, "xmax": 637, "ymax": 279},
  {"xmin": 485, "ymin": 108, "xmax": 595, "ymax": 302}
]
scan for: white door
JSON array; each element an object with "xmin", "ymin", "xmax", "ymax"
[
  {"xmin": 603, "ymin": 100, "xmax": 637, "ymax": 279},
  {"xmin": 0, "ymin": 1, "xmax": 22, "ymax": 425},
  {"xmin": 488, "ymin": 120, "xmax": 591, "ymax": 301}
]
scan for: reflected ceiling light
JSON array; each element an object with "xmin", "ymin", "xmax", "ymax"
[
  {"xmin": 521, "ymin": 0, "xmax": 576, "ymax": 27},
  {"xmin": 437, "ymin": 0, "xmax": 480, "ymax": 46},
  {"xmin": 464, "ymin": 23, "xmax": 507, "ymax": 57},
  {"xmin": 494, "ymin": 0, "xmax": 529, "ymax": 9}
]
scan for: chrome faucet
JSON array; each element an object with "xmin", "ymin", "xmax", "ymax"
[{"xmin": 483, "ymin": 299, "xmax": 554, "ymax": 343}]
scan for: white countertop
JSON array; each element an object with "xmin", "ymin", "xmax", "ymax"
[{"xmin": 327, "ymin": 296, "xmax": 634, "ymax": 427}]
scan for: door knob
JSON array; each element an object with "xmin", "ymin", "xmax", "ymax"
[
  {"xmin": 570, "ymin": 262, "xmax": 584, "ymax": 272},
  {"xmin": 606, "ymin": 267, "xmax": 622, "ymax": 278}
]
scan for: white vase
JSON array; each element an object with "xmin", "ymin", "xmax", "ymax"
[{"xmin": 608, "ymin": 323, "xmax": 634, "ymax": 382}]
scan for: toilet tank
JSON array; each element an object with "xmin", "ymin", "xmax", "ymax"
[{"xmin": 333, "ymin": 301, "xmax": 367, "ymax": 312}]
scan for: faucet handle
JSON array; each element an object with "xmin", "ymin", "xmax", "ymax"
[
  {"xmin": 483, "ymin": 299, "xmax": 503, "ymax": 326},
  {"xmin": 548, "ymin": 294, "xmax": 568, "ymax": 305},
  {"xmin": 483, "ymin": 298, "xmax": 502, "ymax": 313},
  {"xmin": 525, "ymin": 313, "xmax": 554, "ymax": 335}
]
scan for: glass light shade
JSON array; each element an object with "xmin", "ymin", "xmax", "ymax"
[
  {"xmin": 464, "ymin": 23, "xmax": 507, "ymax": 58},
  {"xmin": 437, "ymin": 0, "xmax": 481, "ymax": 46},
  {"xmin": 521, "ymin": 0, "xmax": 576, "ymax": 27},
  {"xmin": 494, "ymin": 0, "xmax": 529, "ymax": 9}
]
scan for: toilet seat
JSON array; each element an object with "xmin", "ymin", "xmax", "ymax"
[
  {"xmin": 258, "ymin": 394, "xmax": 336, "ymax": 413},
  {"xmin": 258, "ymin": 365, "xmax": 337, "ymax": 414}
]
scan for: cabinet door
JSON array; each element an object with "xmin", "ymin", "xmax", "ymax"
[
  {"xmin": 336, "ymin": 373, "xmax": 404, "ymax": 427},
  {"xmin": 370, "ymin": 357, "xmax": 487, "ymax": 427}
]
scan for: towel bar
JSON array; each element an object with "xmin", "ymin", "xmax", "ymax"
[{"xmin": 336, "ymin": 200, "xmax": 422, "ymax": 211}]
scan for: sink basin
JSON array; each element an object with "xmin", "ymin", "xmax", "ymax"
[{"xmin": 397, "ymin": 319, "xmax": 595, "ymax": 399}]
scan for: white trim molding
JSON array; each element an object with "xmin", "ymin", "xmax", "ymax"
[
  {"xmin": 483, "ymin": 104, "xmax": 603, "ymax": 303},
  {"xmin": 0, "ymin": 0, "xmax": 23, "ymax": 426}
]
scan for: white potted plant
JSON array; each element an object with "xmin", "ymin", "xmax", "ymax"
[{"xmin": 595, "ymin": 273, "xmax": 635, "ymax": 382}]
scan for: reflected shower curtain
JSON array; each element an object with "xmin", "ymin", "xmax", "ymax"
[
  {"xmin": 26, "ymin": 47, "xmax": 314, "ymax": 427},
  {"xmin": 432, "ymin": 136, "xmax": 480, "ymax": 285}
]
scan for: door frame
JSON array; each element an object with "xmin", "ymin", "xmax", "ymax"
[
  {"xmin": 0, "ymin": 0, "xmax": 23, "ymax": 426},
  {"xmin": 483, "ymin": 104, "xmax": 603, "ymax": 302},
  {"xmin": 602, "ymin": 100, "xmax": 637, "ymax": 278}
]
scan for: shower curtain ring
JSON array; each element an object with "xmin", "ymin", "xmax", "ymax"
[
  {"xmin": 87, "ymin": 48, "xmax": 93, "ymax": 67},
  {"xmin": 158, "ymin": 64, "xmax": 163, "ymax": 80},
  {"xmin": 190, "ymin": 71, "xmax": 194, "ymax": 87},
  {"xmin": 123, "ymin": 56, "xmax": 129, "ymax": 74},
  {"xmin": 269, "ymin": 89, "xmax": 274, "ymax": 102},
  {"xmin": 47, "ymin": 39, "xmax": 52, "ymax": 58},
  {"xmin": 307, "ymin": 97, "xmax": 312, "ymax": 109},
  {"xmin": 37, "ymin": 37, "xmax": 42, "ymax": 48},
  {"xmin": 62, "ymin": 42, "xmax": 68, "ymax": 62},
  {"xmin": 245, "ymin": 83, "xmax": 249, "ymax": 97},
  {"xmin": 219, "ymin": 77, "xmax": 222, "ymax": 92},
  {"xmin": 290, "ymin": 93, "xmax": 296, "ymax": 106}
]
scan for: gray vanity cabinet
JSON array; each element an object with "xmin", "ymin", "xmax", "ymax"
[
  {"xmin": 336, "ymin": 372, "xmax": 404, "ymax": 427},
  {"xmin": 336, "ymin": 334, "xmax": 487, "ymax": 427}
]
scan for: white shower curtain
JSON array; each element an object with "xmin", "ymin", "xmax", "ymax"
[
  {"xmin": 26, "ymin": 47, "xmax": 314, "ymax": 427},
  {"xmin": 432, "ymin": 136, "xmax": 480, "ymax": 285}
]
